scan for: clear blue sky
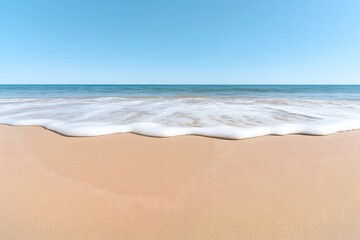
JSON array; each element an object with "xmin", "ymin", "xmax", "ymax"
[{"xmin": 1, "ymin": 0, "xmax": 359, "ymax": 84}]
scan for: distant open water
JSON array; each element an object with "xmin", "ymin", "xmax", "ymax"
[{"xmin": 0, "ymin": 85, "xmax": 360, "ymax": 139}]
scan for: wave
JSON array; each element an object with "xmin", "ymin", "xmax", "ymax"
[{"xmin": 0, "ymin": 97, "xmax": 360, "ymax": 139}]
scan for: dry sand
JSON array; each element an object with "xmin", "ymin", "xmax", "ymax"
[{"xmin": 1, "ymin": 125, "xmax": 360, "ymax": 239}]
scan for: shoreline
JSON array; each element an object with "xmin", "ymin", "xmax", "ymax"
[
  {"xmin": 1, "ymin": 122, "xmax": 360, "ymax": 140},
  {"xmin": 1, "ymin": 125, "xmax": 360, "ymax": 239}
]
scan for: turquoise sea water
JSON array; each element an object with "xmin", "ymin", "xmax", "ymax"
[
  {"xmin": 0, "ymin": 85, "xmax": 360, "ymax": 139},
  {"xmin": 0, "ymin": 85, "xmax": 360, "ymax": 99}
]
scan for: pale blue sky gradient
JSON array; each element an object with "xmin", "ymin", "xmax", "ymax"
[{"xmin": 1, "ymin": 0, "xmax": 359, "ymax": 84}]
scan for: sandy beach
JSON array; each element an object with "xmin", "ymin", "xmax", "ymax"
[{"xmin": 1, "ymin": 125, "xmax": 360, "ymax": 239}]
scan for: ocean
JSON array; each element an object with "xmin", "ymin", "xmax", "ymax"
[{"xmin": 0, "ymin": 84, "xmax": 360, "ymax": 139}]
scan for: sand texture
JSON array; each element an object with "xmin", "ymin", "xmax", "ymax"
[{"xmin": 1, "ymin": 125, "xmax": 360, "ymax": 239}]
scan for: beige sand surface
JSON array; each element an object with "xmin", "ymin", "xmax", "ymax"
[{"xmin": 1, "ymin": 125, "xmax": 360, "ymax": 239}]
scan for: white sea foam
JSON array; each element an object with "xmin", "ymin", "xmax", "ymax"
[{"xmin": 0, "ymin": 97, "xmax": 360, "ymax": 139}]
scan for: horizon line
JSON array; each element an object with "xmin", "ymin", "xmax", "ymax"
[{"xmin": 0, "ymin": 83, "xmax": 359, "ymax": 86}]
